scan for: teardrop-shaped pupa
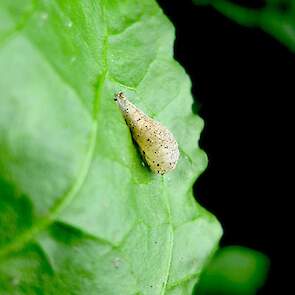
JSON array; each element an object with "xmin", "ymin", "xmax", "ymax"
[{"xmin": 115, "ymin": 92, "xmax": 179, "ymax": 175}]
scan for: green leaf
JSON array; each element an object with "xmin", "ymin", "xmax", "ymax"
[
  {"xmin": 195, "ymin": 246, "xmax": 270, "ymax": 295},
  {"xmin": 0, "ymin": 1, "xmax": 222, "ymax": 294},
  {"xmin": 194, "ymin": 0, "xmax": 295, "ymax": 53}
]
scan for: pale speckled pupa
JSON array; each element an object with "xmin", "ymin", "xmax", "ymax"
[{"xmin": 115, "ymin": 92, "xmax": 179, "ymax": 175}]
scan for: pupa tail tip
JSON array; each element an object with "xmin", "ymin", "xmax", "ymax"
[{"xmin": 114, "ymin": 91, "xmax": 126, "ymax": 102}]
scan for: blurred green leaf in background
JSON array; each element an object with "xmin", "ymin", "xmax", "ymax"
[
  {"xmin": 194, "ymin": 0, "xmax": 295, "ymax": 52},
  {"xmin": 195, "ymin": 246, "xmax": 270, "ymax": 295}
]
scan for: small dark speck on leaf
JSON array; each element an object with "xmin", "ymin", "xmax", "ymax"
[{"xmin": 112, "ymin": 258, "xmax": 121, "ymax": 269}]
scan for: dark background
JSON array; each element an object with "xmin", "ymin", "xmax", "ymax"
[{"xmin": 158, "ymin": 0, "xmax": 293, "ymax": 294}]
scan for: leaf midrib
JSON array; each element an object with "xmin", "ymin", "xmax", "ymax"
[
  {"xmin": 0, "ymin": 4, "xmax": 177, "ymax": 295},
  {"xmin": 0, "ymin": 2, "xmax": 108, "ymax": 259},
  {"xmin": 0, "ymin": 75, "xmax": 105, "ymax": 260}
]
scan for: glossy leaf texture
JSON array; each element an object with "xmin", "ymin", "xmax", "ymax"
[{"xmin": 0, "ymin": 1, "xmax": 222, "ymax": 294}]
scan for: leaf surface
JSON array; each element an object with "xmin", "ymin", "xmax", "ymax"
[{"xmin": 0, "ymin": 1, "xmax": 221, "ymax": 294}]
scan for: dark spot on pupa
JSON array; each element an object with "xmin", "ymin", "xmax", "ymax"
[
  {"xmin": 147, "ymin": 138, "xmax": 150, "ymax": 142},
  {"xmin": 143, "ymin": 151, "xmax": 145, "ymax": 155},
  {"xmin": 114, "ymin": 98, "xmax": 117, "ymax": 101},
  {"xmin": 157, "ymin": 164, "xmax": 159, "ymax": 167},
  {"xmin": 157, "ymin": 171, "xmax": 159, "ymax": 174}
]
